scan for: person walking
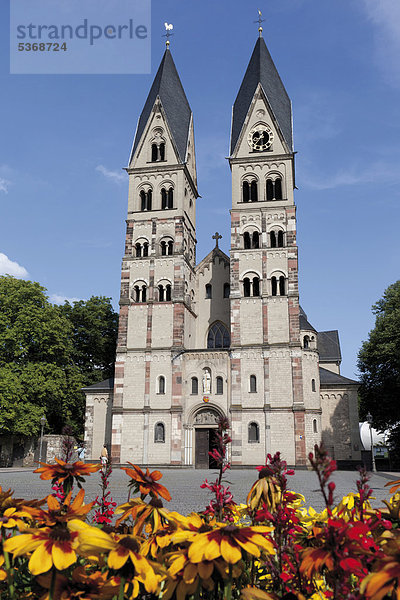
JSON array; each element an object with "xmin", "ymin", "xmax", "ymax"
[{"xmin": 100, "ymin": 444, "xmax": 108, "ymax": 467}]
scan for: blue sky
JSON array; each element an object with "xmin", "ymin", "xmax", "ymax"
[{"xmin": 1, "ymin": 0, "xmax": 400, "ymax": 378}]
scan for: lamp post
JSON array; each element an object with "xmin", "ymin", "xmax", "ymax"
[
  {"xmin": 366, "ymin": 412, "xmax": 377, "ymax": 473},
  {"xmin": 39, "ymin": 416, "xmax": 46, "ymax": 464}
]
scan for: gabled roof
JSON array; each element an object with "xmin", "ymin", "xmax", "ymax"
[
  {"xmin": 230, "ymin": 36, "xmax": 293, "ymax": 155},
  {"xmin": 131, "ymin": 49, "xmax": 192, "ymax": 163},
  {"xmin": 81, "ymin": 378, "xmax": 114, "ymax": 393},
  {"xmin": 318, "ymin": 331, "xmax": 342, "ymax": 363},
  {"xmin": 319, "ymin": 367, "xmax": 358, "ymax": 386},
  {"xmin": 195, "ymin": 246, "xmax": 230, "ymax": 275},
  {"xmin": 299, "ymin": 306, "xmax": 316, "ymax": 332}
]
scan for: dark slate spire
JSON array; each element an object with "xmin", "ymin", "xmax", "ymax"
[
  {"xmin": 131, "ymin": 48, "xmax": 192, "ymax": 163},
  {"xmin": 230, "ymin": 37, "xmax": 293, "ymax": 155}
]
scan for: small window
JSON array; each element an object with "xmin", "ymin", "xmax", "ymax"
[
  {"xmin": 143, "ymin": 243, "xmax": 149, "ymax": 257},
  {"xmin": 155, "ymin": 422, "xmax": 165, "ymax": 443},
  {"xmin": 277, "ymin": 231, "xmax": 284, "ymax": 248},
  {"xmin": 275, "ymin": 178, "xmax": 283, "ymax": 200},
  {"xmin": 248, "ymin": 422, "xmax": 259, "ymax": 443},
  {"xmin": 216, "ymin": 376, "xmax": 223, "ymax": 395},
  {"xmin": 304, "ymin": 336, "xmax": 310, "ymax": 349},
  {"xmin": 133, "ymin": 285, "xmax": 140, "ymax": 302},
  {"xmin": 271, "ymin": 276, "xmax": 277, "ymax": 296},
  {"xmin": 266, "ymin": 179, "xmax": 274, "ymax": 201},
  {"xmin": 166, "ymin": 284, "xmax": 172, "ymax": 301},
  {"xmin": 158, "ymin": 376, "xmax": 165, "ymax": 394},
  {"xmin": 207, "ymin": 322, "xmax": 230, "ymax": 349},
  {"xmin": 167, "ymin": 187, "xmax": 174, "ymax": 209},
  {"xmin": 252, "ymin": 277, "xmax": 260, "ymax": 297},
  {"xmin": 141, "ymin": 285, "xmax": 147, "ymax": 302},
  {"xmin": 243, "ymin": 231, "xmax": 251, "ymax": 249},
  {"xmin": 159, "ymin": 143, "xmax": 165, "ymax": 161},
  {"xmin": 250, "ymin": 375, "xmax": 257, "ymax": 393},
  {"xmin": 313, "ymin": 419, "xmax": 318, "ymax": 434},
  {"xmin": 279, "ymin": 276, "xmax": 286, "ymax": 296},
  {"xmin": 135, "ymin": 242, "xmax": 142, "ymax": 258},
  {"xmin": 243, "ymin": 181, "xmax": 250, "ymax": 203},
  {"xmin": 270, "ymin": 231, "xmax": 277, "ymax": 248},
  {"xmin": 223, "ymin": 283, "xmax": 230, "ymax": 298},
  {"xmin": 250, "ymin": 180, "xmax": 258, "ymax": 202},
  {"xmin": 167, "ymin": 241, "xmax": 173, "ymax": 255},
  {"xmin": 140, "ymin": 190, "xmax": 146, "ymax": 211},
  {"xmin": 243, "ymin": 277, "xmax": 251, "ymax": 297},
  {"xmin": 205, "ymin": 284, "xmax": 212, "ymax": 299},
  {"xmin": 252, "ymin": 231, "xmax": 260, "ymax": 249},
  {"xmin": 158, "ymin": 285, "xmax": 164, "ymax": 302},
  {"xmin": 151, "ymin": 144, "xmax": 158, "ymax": 162},
  {"xmin": 191, "ymin": 377, "xmax": 198, "ymax": 395},
  {"xmin": 161, "ymin": 188, "xmax": 167, "ymax": 210},
  {"xmin": 312, "ymin": 378, "xmax": 316, "ymax": 392}
]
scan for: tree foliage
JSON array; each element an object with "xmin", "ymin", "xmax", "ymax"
[
  {"xmin": 358, "ymin": 280, "xmax": 400, "ymax": 447},
  {"xmin": 0, "ymin": 276, "xmax": 118, "ymax": 437}
]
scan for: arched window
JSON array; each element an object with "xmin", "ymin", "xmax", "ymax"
[
  {"xmin": 279, "ymin": 276, "xmax": 286, "ymax": 296},
  {"xmin": 133, "ymin": 285, "xmax": 140, "ymax": 302},
  {"xmin": 243, "ymin": 181, "xmax": 250, "ymax": 203},
  {"xmin": 155, "ymin": 422, "xmax": 165, "ymax": 443},
  {"xmin": 303, "ymin": 336, "xmax": 310, "ymax": 349},
  {"xmin": 248, "ymin": 422, "xmax": 259, "ymax": 443},
  {"xmin": 275, "ymin": 178, "xmax": 283, "ymax": 200},
  {"xmin": 205, "ymin": 284, "xmax": 212, "ymax": 299},
  {"xmin": 151, "ymin": 144, "xmax": 158, "ymax": 162},
  {"xmin": 167, "ymin": 240, "xmax": 173, "ymax": 255},
  {"xmin": 312, "ymin": 378, "xmax": 316, "ymax": 392},
  {"xmin": 313, "ymin": 419, "xmax": 318, "ymax": 433},
  {"xmin": 271, "ymin": 276, "xmax": 277, "ymax": 296},
  {"xmin": 167, "ymin": 187, "xmax": 173, "ymax": 209},
  {"xmin": 158, "ymin": 285, "xmax": 164, "ymax": 302},
  {"xmin": 135, "ymin": 242, "xmax": 142, "ymax": 257},
  {"xmin": 161, "ymin": 188, "xmax": 167, "ymax": 210},
  {"xmin": 207, "ymin": 322, "xmax": 230, "ymax": 349},
  {"xmin": 250, "ymin": 180, "xmax": 258, "ymax": 202},
  {"xmin": 143, "ymin": 243, "xmax": 149, "ymax": 257},
  {"xmin": 160, "ymin": 241, "xmax": 167, "ymax": 256},
  {"xmin": 266, "ymin": 179, "xmax": 274, "ymax": 201},
  {"xmin": 250, "ymin": 375, "xmax": 257, "ymax": 393},
  {"xmin": 158, "ymin": 376, "xmax": 165, "ymax": 395},
  {"xmin": 166, "ymin": 284, "xmax": 172, "ymax": 301},
  {"xmin": 243, "ymin": 277, "xmax": 251, "ymax": 297},
  {"xmin": 270, "ymin": 231, "xmax": 277, "ymax": 248},
  {"xmin": 133, "ymin": 283, "xmax": 147, "ymax": 303},
  {"xmin": 141, "ymin": 285, "xmax": 147, "ymax": 302},
  {"xmin": 223, "ymin": 283, "xmax": 230, "ymax": 298},
  {"xmin": 146, "ymin": 189, "xmax": 152, "ymax": 211},
  {"xmin": 140, "ymin": 190, "xmax": 146, "ymax": 211},
  {"xmin": 277, "ymin": 231, "xmax": 284, "ymax": 247},
  {"xmin": 252, "ymin": 231, "xmax": 260, "ymax": 249},
  {"xmin": 252, "ymin": 277, "xmax": 260, "ymax": 297},
  {"xmin": 243, "ymin": 231, "xmax": 251, "ymax": 249},
  {"xmin": 216, "ymin": 376, "xmax": 223, "ymax": 395},
  {"xmin": 191, "ymin": 377, "xmax": 198, "ymax": 395},
  {"xmin": 159, "ymin": 143, "xmax": 165, "ymax": 161}
]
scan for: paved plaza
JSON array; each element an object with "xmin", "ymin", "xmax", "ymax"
[{"xmin": 0, "ymin": 467, "xmax": 397, "ymax": 515}]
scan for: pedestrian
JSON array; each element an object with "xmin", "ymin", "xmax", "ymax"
[
  {"xmin": 100, "ymin": 444, "xmax": 108, "ymax": 467},
  {"xmin": 77, "ymin": 443, "xmax": 86, "ymax": 461}
]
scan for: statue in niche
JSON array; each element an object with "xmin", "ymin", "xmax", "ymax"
[{"xmin": 202, "ymin": 368, "xmax": 211, "ymax": 394}]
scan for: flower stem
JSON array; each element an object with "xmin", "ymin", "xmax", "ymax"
[
  {"xmin": 4, "ymin": 551, "xmax": 15, "ymax": 600},
  {"xmin": 118, "ymin": 576, "xmax": 126, "ymax": 600},
  {"xmin": 224, "ymin": 565, "xmax": 233, "ymax": 600},
  {"xmin": 48, "ymin": 569, "xmax": 57, "ymax": 600}
]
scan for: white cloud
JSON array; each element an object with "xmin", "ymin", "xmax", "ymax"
[
  {"xmin": 96, "ymin": 165, "xmax": 126, "ymax": 184},
  {"xmin": 299, "ymin": 159, "xmax": 400, "ymax": 191},
  {"xmin": 0, "ymin": 177, "xmax": 11, "ymax": 194},
  {"xmin": 0, "ymin": 253, "xmax": 28, "ymax": 278},
  {"xmin": 49, "ymin": 294, "xmax": 81, "ymax": 305},
  {"xmin": 361, "ymin": 0, "xmax": 400, "ymax": 87}
]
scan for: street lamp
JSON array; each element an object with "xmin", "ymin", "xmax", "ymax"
[
  {"xmin": 39, "ymin": 416, "xmax": 46, "ymax": 464},
  {"xmin": 366, "ymin": 412, "xmax": 377, "ymax": 473}
]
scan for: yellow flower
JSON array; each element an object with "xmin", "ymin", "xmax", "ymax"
[
  {"xmin": 3, "ymin": 522, "xmax": 79, "ymax": 575},
  {"xmin": 163, "ymin": 548, "xmax": 215, "ymax": 600},
  {"xmin": 37, "ymin": 566, "xmax": 119, "ymax": 600},
  {"xmin": 247, "ymin": 474, "xmax": 281, "ymax": 512},
  {"xmin": 23, "ymin": 489, "xmax": 94, "ymax": 526},
  {"xmin": 76, "ymin": 524, "xmax": 161, "ymax": 595},
  {"xmin": 188, "ymin": 523, "xmax": 274, "ymax": 565},
  {"xmin": 115, "ymin": 497, "xmax": 170, "ymax": 534},
  {"xmin": 0, "ymin": 506, "xmax": 30, "ymax": 530}
]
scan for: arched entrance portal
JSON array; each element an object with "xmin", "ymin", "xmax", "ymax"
[{"xmin": 192, "ymin": 407, "xmax": 222, "ymax": 469}]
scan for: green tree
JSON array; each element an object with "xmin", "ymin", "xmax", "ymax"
[
  {"xmin": 58, "ymin": 296, "xmax": 118, "ymax": 385},
  {"xmin": 0, "ymin": 276, "xmax": 85, "ymax": 436},
  {"xmin": 358, "ymin": 280, "xmax": 400, "ymax": 449}
]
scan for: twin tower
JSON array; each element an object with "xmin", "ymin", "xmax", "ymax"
[{"xmin": 84, "ymin": 35, "xmax": 361, "ymax": 468}]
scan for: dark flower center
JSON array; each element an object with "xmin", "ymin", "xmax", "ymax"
[
  {"xmin": 222, "ymin": 525, "xmax": 239, "ymax": 535},
  {"xmin": 258, "ymin": 468, "xmax": 270, "ymax": 479},
  {"xmin": 144, "ymin": 475, "xmax": 154, "ymax": 484},
  {"xmin": 0, "ymin": 516, "xmax": 10, "ymax": 524},
  {"xmin": 119, "ymin": 536, "xmax": 139, "ymax": 552},
  {"xmin": 49, "ymin": 525, "xmax": 72, "ymax": 541},
  {"xmin": 63, "ymin": 464, "xmax": 74, "ymax": 472},
  {"xmin": 149, "ymin": 498, "xmax": 163, "ymax": 508},
  {"xmin": 198, "ymin": 523, "xmax": 213, "ymax": 533}
]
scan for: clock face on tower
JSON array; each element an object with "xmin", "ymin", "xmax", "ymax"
[{"xmin": 248, "ymin": 124, "xmax": 274, "ymax": 151}]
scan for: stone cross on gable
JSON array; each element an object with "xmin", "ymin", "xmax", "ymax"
[{"xmin": 212, "ymin": 232, "xmax": 222, "ymax": 248}]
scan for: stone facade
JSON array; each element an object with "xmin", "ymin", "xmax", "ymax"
[{"xmin": 84, "ymin": 36, "xmax": 361, "ymax": 468}]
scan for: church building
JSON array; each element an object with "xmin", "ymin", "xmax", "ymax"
[{"xmin": 83, "ymin": 31, "xmax": 361, "ymax": 468}]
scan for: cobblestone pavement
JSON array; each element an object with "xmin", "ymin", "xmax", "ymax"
[{"xmin": 0, "ymin": 468, "xmax": 397, "ymax": 514}]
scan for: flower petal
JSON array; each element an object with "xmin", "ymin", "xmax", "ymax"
[{"xmin": 29, "ymin": 543, "xmax": 53, "ymax": 575}]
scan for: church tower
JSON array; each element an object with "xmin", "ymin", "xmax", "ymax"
[
  {"xmin": 229, "ymin": 32, "xmax": 309, "ymax": 466},
  {"xmin": 111, "ymin": 46, "xmax": 199, "ymax": 464}
]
